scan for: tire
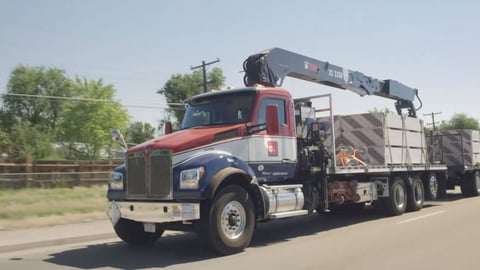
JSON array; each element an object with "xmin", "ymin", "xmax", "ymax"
[
  {"xmin": 197, "ymin": 185, "xmax": 255, "ymax": 255},
  {"xmin": 437, "ymin": 172, "xmax": 448, "ymax": 199},
  {"xmin": 114, "ymin": 218, "xmax": 164, "ymax": 245},
  {"xmin": 384, "ymin": 176, "xmax": 407, "ymax": 216},
  {"xmin": 407, "ymin": 176, "xmax": 424, "ymax": 212},
  {"xmin": 423, "ymin": 173, "xmax": 438, "ymax": 201},
  {"xmin": 460, "ymin": 171, "xmax": 480, "ymax": 197}
]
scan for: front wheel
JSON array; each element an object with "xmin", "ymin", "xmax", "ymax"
[
  {"xmin": 197, "ymin": 185, "xmax": 255, "ymax": 255},
  {"xmin": 114, "ymin": 218, "xmax": 164, "ymax": 245}
]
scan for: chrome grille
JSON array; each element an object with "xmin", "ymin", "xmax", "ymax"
[{"xmin": 126, "ymin": 149, "xmax": 173, "ymax": 200}]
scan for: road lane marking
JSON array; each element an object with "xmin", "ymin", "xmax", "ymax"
[{"xmin": 397, "ymin": 210, "xmax": 446, "ymax": 224}]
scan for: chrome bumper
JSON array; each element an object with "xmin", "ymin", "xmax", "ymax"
[{"xmin": 107, "ymin": 201, "xmax": 200, "ymax": 226}]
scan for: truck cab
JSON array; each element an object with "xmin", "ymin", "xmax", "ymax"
[
  {"xmin": 108, "ymin": 86, "xmax": 298, "ymax": 197},
  {"xmin": 107, "ymin": 86, "xmax": 310, "ymax": 254}
]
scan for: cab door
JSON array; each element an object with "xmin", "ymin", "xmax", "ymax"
[{"xmin": 248, "ymin": 96, "xmax": 297, "ymax": 183}]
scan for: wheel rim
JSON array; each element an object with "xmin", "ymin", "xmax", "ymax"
[
  {"xmin": 393, "ymin": 184, "xmax": 406, "ymax": 209},
  {"xmin": 220, "ymin": 201, "xmax": 246, "ymax": 240},
  {"xmin": 428, "ymin": 175, "xmax": 438, "ymax": 197}
]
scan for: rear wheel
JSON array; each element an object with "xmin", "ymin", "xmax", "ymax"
[
  {"xmin": 114, "ymin": 218, "xmax": 164, "ymax": 245},
  {"xmin": 437, "ymin": 172, "xmax": 448, "ymax": 199},
  {"xmin": 423, "ymin": 173, "xmax": 438, "ymax": 201},
  {"xmin": 197, "ymin": 185, "xmax": 255, "ymax": 255},
  {"xmin": 461, "ymin": 171, "xmax": 480, "ymax": 197},
  {"xmin": 407, "ymin": 176, "xmax": 424, "ymax": 212},
  {"xmin": 384, "ymin": 176, "xmax": 407, "ymax": 216}
]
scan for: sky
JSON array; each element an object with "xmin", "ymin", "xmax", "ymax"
[{"xmin": 0, "ymin": 0, "xmax": 479, "ymax": 129}]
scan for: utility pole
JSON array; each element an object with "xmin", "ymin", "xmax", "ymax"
[
  {"xmin": 191, "ymin": 58, "xmax": 220, "ymax": 93},
  {"xmin": 423, "ymin": 112, "xmax": 442, "ymax": 131},
  {"xmin": 423, "ymin": 112, "xmax": 442, "ymax": 160}
]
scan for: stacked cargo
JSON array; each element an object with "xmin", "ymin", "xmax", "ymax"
[
  {"xmin": 429, "ymin": 129, "xmax": 480, "ymax": 169},
  {"xmin": 322, "ymin": 113, "xmax": 427, "ymax": 167}
]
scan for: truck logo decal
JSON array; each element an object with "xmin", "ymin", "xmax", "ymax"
[
  {"xmin": 304, "ymin": 61, "xmax": 319, "ymax": 72},
  {"xmin": 268, "ymin": 141, "xmax": 279, "ymax": 156}
]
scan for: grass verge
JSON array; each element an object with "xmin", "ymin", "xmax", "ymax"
[{"xmin": 0, "ymin": 185, "xmax": 108, "ymax": 230}]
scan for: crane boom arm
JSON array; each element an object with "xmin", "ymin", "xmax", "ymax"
[{"xmin": 243, "ymin": 47, "xmax": 421, "ymax": 117}]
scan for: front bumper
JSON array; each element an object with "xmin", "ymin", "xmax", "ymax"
[{"xmin": 107, "ymin": 201, "xmax": 200, "ymax": 226}]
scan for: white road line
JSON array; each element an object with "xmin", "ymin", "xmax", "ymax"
[{"xmin": 397, "ymin": 210, "xmax": 446, "ymax": 225}]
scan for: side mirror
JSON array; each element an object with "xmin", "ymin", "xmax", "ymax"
[
  {"xmin": 164, "ymin": 121, "xmax": 172, "ymax": 135},
  {"xmin": 111, "ymin": 129, "xmax": 127, "ymax": 150},
  {"xmin": 111, "ymin": 129, "xmax": 121, "ymax": 141},
  {"xmin": 266, "ymin": 104, "xmax": 279, "ymax": 135}
]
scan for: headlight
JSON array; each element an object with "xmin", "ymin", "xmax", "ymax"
[
  {"xmin": 179, "ymin": 167, "xmax": 205, "ymax": 189},
  {"xmin": 109, "ymin": 171, "xmax": 124, "ymax": 190}
]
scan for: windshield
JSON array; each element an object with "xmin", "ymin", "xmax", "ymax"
[{"xmin": 181, "ymin": 91, "xmax": 256, "ymax": 129}]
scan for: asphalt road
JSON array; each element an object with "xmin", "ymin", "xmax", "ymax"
[{"xmin": 1, "ymin": 192, "xmax": 479, "ymax": 270}]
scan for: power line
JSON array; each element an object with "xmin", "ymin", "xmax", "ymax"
[
  {"xmin": 0, "ymin": 92, "xmax": 185, "ymax": 110},
  {"xmin": 2, "ymin": 93, "xmax": 120, "ymax": 103}
]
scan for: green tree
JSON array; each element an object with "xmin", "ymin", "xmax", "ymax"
[
  {"xmin": 438, "ymin": 113, "xmax": 480, "ymax": 130},
  {"xmin": 0, "ymin": 108, "xmax": 16, "ymax": 133},
  {"xmin": 0, "ymin": 109, "xmax": 16, "ymax": 157},
  {"xmin": 157, "ymin": 67, "xmax": 225, "ymax": 125},
  {"xmin": 0, "ymin": 129, "xmax": 12, "ymax": 157},
  {"xmin": 1, "ymin": 65, "xmax": 72, "ymax": 159},
  {"xmin": 3, "ymin": 65, "xmax": 72, "ymax": 132},
  {"xmin": 57, "ymin": 78, "xmax": 129, "ymax": 159},
  {"xmin": 125, "ymin": 121, "xmax": 156, "ymax": 145},
  {"xmin": 369, "ymin": 107, "xmax": 394, "ymax": 115},
  {"xmin": 8, "ymin": 122, "xmax": 53, "ymax": 159}
]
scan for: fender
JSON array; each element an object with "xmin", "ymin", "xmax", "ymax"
[
  {"xmin": 203, "ymin": 167, "xmax": 254, "ymax": 199},
  {"xmin": 173, "ymin": 150, "xmax": 257, "ymax": 198},
  {"xmin": 200, "ymin": 156, "xmax": 267, "ymax": 221}
]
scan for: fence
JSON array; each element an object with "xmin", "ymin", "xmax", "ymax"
[{"xmin": 0, "ymin": 159, "xmax": 123, "ymax": 188}]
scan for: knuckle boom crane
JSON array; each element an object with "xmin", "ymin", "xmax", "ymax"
[{"xmin": 243, "ymin": 47, "xmax": 422, "ymax": 117}]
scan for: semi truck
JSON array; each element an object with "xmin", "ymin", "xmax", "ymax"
[{"xmin": 106, "ymin": 48, "xmax": 448, "ymax": 255}]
